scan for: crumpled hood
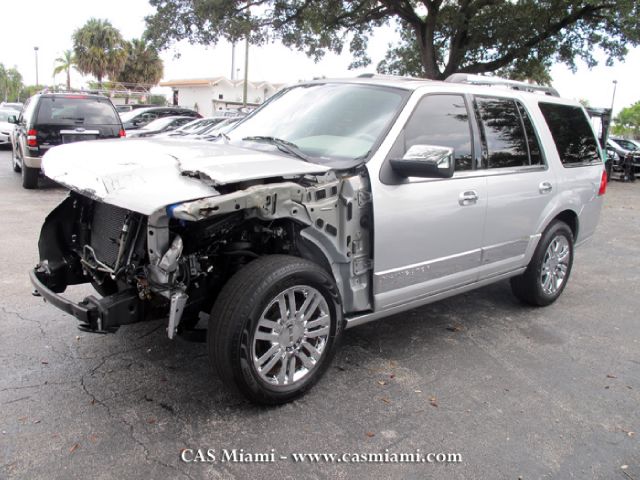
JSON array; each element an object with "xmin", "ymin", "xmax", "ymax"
[{"xmin": 42, "ymin": 137, "xmax": 330, "ymax": 215}]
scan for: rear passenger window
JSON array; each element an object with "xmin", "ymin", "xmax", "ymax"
[
  {"xmin": 403, "ymin": 94, "xmax": 474, "ymax": 171},
  {"xmin": 539, "ymin": 102, "xmax": 601, "ymax": 166},
  {"xmin": 476, "ymin": 97, "xmax": 528, "ymax": 169},
  {"xmin": 517, "ymin": 103, "xmax": 543, "ymax": 166}
]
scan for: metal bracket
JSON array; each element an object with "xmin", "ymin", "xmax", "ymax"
[{"xmin": 167, "ymin": 291, "xmax": 188, "ymax": 340}]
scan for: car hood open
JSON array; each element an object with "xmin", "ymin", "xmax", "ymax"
[{"xmin": 42, "ymin": 138, "xmax": 330, "ymax": 215}]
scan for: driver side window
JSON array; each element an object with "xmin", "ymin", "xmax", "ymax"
[{"xmin": 403, "ymin": 94, "xmax": 474, "ymax": 171}]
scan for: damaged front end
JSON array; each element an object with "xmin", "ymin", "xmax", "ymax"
[{"xmin": 31, "ymin": 170, "xmax": 373, "ymax": 338}]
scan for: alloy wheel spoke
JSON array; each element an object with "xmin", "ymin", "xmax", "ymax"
[
  {"xmin": 305, "ymin": 325, "xmax": 330, "ymax": 338},
  {"xmin": 256, "ymin": 344, "xmax": 281, "ymax": 368}
]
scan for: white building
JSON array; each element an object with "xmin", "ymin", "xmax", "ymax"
[{"xmin": 159, "ymin": 77, "xmax": 285, "ymax": 116}]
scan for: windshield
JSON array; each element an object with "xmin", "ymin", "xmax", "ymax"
[
  {"xmin": 141, "ymin": 117, "xmax": 177, "ymax": 131},
  {"xmin": 119, "ymin": 110, "xmax": 141, "ymax": 123},
  {"xmin": 227, "ymin": 83, "xmax": 408, "ymax": 163},
  {"xmin": 0, "ymin": 110, "xmax": 15, "ymax": 122},
  {"xmin": 36, "ymin": 97, "xmax": 120, "ymax": 125}
]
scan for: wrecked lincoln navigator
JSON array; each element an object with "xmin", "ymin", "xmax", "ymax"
[{"xmin": 31, "ymin": 76, "xmax": 605, "ymax": 404}]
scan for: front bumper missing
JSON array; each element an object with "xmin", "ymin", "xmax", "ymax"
[{"xmin": 29, "ymin": 269, "xmax": 144, "ymax": 333}]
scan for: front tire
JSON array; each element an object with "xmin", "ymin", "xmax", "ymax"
[
  {"xmin": 11, "ymin": 144, "xmax": 21, "ymax": 173},
  {"xmin": 209, "ymin": 255, "xmax": 343, "ymax": 404},
  {"xmin": 510, "ymin": 220, "xmax": 574, "ymax": 306}
]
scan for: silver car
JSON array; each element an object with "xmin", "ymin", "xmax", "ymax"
[{"xmin": 30, "ymin": 75, "xmax": 606, "ymax": 404}]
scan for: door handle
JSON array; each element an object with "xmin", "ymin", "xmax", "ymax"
[
  {"xmin": 539, "ymin": 181, "xmax": 553, "ymax": 194},
  {"xmin": 459, "ymin": 190, "xmax": 479, "ymax": 206}
]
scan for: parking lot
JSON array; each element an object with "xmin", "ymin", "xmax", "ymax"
[{"xmin": 0, "ymin": 147, "xmax": 638, "ymax": 479}]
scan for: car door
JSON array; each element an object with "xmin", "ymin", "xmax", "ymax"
[
  {"xmin": 370, "ymin": 93, "xmax": 488, "ymax": 310},
  {"xmin": 15, "ymin": 97, "xmax": 34, "ymax": 157},
  {"xmin": 474, "ymin": 96, "xmax": 557, "ymax": 277}
]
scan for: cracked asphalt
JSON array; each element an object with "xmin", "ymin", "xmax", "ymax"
[{"xmin": 0, "ymin": 148, "xmax": 638, "ymax": 480}]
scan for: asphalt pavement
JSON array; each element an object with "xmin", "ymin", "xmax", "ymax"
[{"xmin": 0, "ymin": 148, "xmax": 638, "ymax": 480}]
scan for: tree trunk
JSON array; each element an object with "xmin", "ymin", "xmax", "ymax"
[
  {"xmin": 66, "ymin": 70, "xmax": 70, "ymax": 90},
  {"xmin": 415, "ymin": 21, "xmax": 440, "ymax": 79}
]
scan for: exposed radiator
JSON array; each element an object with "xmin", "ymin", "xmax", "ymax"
[{"xmin": 90, "ymin": 202, "xmax": 130, "ymax": 268}]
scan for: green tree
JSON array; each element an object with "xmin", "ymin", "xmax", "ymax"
[
  {"xmin": 144, "ymin": 0, "xmax": 640, "ymax": 82},
  {"xmin": 73, "ymin": 18, "xmax": 127, "ymax": 87},
  {"xmin": 0, "ymin": 64, "xmax": 24, "ymax": 102},
  {"xmin": 53, "ymin": 50, "xmax": 77, "ymax": 90},
  {"xmin": 115, "ymin": 39, "xmax": 164, "ymax": 89},
  {"xmin": 611, "ymin": 101, "xmax": 640, "ymax": 139}
]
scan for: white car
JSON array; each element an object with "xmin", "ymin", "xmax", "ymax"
[{"xmin": 0, "ymin": 109, "xmax": 16, "ymax": 147}]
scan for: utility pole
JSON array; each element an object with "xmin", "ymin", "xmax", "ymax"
[
  {"xmin": 231, "ymin": 42, "xmax": 236, "ymax": 80},
  {"xmin": 242, "ymin": 37, "xmax": 249, "ymax": 107},
  {"xmin": 34, "ymin": 46, "xmax": 39, "ymax": 86}
]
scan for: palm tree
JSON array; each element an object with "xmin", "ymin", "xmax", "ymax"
[
  {"xmin": 72, "ymin": 18, "xmax": 127, "ymax": 88},
  {"xmin": 53, "ymin": 50, "xmax": 76, "ymax": 90},
  {"xmin": 115, "ymin": 38, "xmax": 164, "ymax": 104}
]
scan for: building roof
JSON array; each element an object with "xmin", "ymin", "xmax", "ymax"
[{"xmin": 160, "ymin": 76, "xmax": 285, "ymax": 89}]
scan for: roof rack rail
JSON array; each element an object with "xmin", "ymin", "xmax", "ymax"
[
  {"xmin": 357, "ymin": 73, "xmax": 420, "ymax": 81},
  {"xmin": 444, "ymin": 73, "xmax": 559, "ymax": 97}
]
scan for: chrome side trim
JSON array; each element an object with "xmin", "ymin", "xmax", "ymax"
[
  {"xmin": 346, "ymin": 268, "xmax": 526, "ymax": 329},
  {"xmin": 374, "ymin": 249, "xmax": 481, "ymax": 293},
  {"xmin": 481, "ymin": 238, "xmax": 530, "ymax": 264}
]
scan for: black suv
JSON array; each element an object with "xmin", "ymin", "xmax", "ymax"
[
  {"xmin": 119, "ymin": 106, "xmax": 201, "ymax": 131},
  {"xmin": 11, "ymin": 93, "xmax": 124, "ymax": 189}
]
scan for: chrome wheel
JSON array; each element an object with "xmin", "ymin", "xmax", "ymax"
[
  {"xmin": 540, "ymin": 235, "xmax": 570, "ymax": 295},
  {"xmin": 252, "ymin": 285, "xmax": 331, "ymax": 386}
]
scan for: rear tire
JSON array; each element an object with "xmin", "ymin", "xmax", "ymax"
[
  {"xmin": 21, "ymin": 158, "xmax": 39, "ymax": 189},
  {"xmin": 209, "ymin": 255, "xmax": 343, "ymax": 404},
  {"xmin": 510, "ymin": 221, "xmax": 574, "ymax": 306}
]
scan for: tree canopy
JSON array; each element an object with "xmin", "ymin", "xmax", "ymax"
[
  {"xmin": 73, "ymin": 18, "xmax": 127, "ymax": 86},
  {"xmin": 0, "ymin": 64, "xmax": 23, "ymax": 102},
  {"xmin": 612, "ymin": 101, "xmax": 640, "ymax": 139},
  {"xmin": 115, "ymin": 39, "xmax": 164, "ymax": 90},
  {"xmin": 144, "ymin": 0, "xmax": 640, "ymax": 82}
]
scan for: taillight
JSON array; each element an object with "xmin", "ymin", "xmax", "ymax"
[
  {"xmin": 27, "ymin": 129, "xmax": 38, "ymax": 147},
  {"xmin": 119, "ymin": 129, "xmax": 126, "ymax": 138},
  {"xmin": 598, "ymin": 169, "xmax": 607, "ymax": 196}
]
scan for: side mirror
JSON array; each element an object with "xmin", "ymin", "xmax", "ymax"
[
  {"xmin": 8, "ymin": 115, "xmax": 17, "ymax": 124},
  {"xmin": 390, "ymin": 145, "xmax": 455, "ymax": 178}
]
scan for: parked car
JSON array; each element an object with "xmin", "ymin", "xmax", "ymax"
[
  {"xmin": 120, "ymin": 106, "xmax": 201, "ymax": 131},
  {"xmin": 10, "ymin": 92, "xmax": 124, "ymax": 189},
  {"xmin": 0, "ymin": 102, "xmax": 24, "ymax": 111},
  {"xmin": 30, "ymin": 75, "xmax": 605, "ymax": 404},
  {"xmin": 607, "ymin": 138, "xmax": 640, "ymax": 180},
  {"xmin": 115, "ymin": 104, "xmax": 155, "ymax": 114},
  {"xmin": 0, "ymin": 109, "xmax": 16, "ymax": 147},
  {"xmin": 160, "ymin": 116, "xmax": 233, "ymax": 137},
  {"xmin": 126, "ymin": 116, "xmax": 194, "ymax": 138}
]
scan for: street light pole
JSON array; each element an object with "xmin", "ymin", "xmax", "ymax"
[
  {"xmin": 34, "ymin": 46, "xmax": 39, "ymax": 86},
  {"xmin": 610, "ymin": 80, "xmax": 618, "ymax": 114},
  {"xmin": 242, "ymin": 37, "xmax": 249, "ymax": 107}
]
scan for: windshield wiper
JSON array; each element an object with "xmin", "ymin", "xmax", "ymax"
[{"xmin": 242, "ymin": 136, "xmax": 311, "ymax": 162}]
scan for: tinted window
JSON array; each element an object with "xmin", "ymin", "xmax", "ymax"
[
  {"xmin": 476, "ymin": 97, "xmax": 528, "ymax": 169},
  {"xmin": 36, "ymin": 97, "xmax": 120, "ymax": 125},
  {"xmin": 539, "ymin": 102, "xmax": 601, "ymax": 166},
  {"xmin": 613, "ymin": 139, "xmax": 638, "ymax": 151},
  {"xmin": 403, "ymin": 94, "xmax": 473, "ymax": 170},
  {"xmin": 517, "ymin": 102, "xmax": 543, "ymax": 165}
]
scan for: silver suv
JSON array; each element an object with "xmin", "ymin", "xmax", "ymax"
[{"xmin": 30, "ymin": 75, "xmax": 606, "ymax": 404}]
